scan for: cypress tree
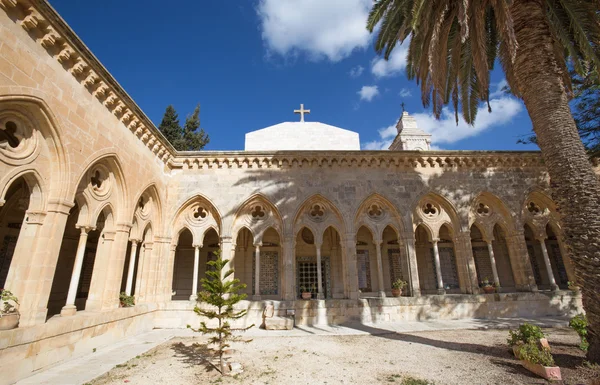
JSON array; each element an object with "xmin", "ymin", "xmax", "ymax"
[
  {"xmin": 157, "ymin": 105, "xmax": 182, "ymax": 146},
  {"xmin": 181, "ymin": 104, "xmax": 210, "ymax": 151}
]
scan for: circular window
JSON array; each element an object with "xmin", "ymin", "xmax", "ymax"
[
  {"xmin": 0, "ymin": 113, "xmax": 39, "ymax": 164},
  {"xmin": 476, "ymin": 203, "xmax": 491, "ymax": 217},
  {"xmin": 309, "ymin": 204, "xmax": 326, "ymax": 222},
  {"xmin": 88, "ymin": 166, "xmax": 112, "ymax": 200},
  {"xmin": 527, "ymin": 202, "xmax": 542, "ymax": 215},
  {"xmin": 421, "ymin": 202, "xmax": 440, "ymax": 218},
  {"xmin": 250, "ymin": 205, "xmax": 266, "ymax": 221},
  {"xmin": 367, "ymin": 204, "xmax": 384, "ymax": 220}
]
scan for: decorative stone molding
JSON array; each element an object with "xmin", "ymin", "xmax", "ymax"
[
  {"xmin": 0, "ymin": 0, "xmax": 175, "ymax": 164},
  {"xmin": 172, "ymin": 151, "xmax": 545, "ymax": 171}
]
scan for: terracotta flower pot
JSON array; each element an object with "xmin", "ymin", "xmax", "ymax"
[
  {"xmin": 0, "ymin": 313, "xmax": 19, "ymax": 330},
  {"xmin": 521, "ymin": 360, "xmax": 561, "ymax": 381},
  {"xmin": 483, "ymin": 286, "xmax": 495, "ymax": 294},
  {"xmin": 301, "ymin": 292, "xmax": 312, "ymax": 300},
  {"xmin": 391, "ymin": 289, "xmax": 402, "ymax": 297}
]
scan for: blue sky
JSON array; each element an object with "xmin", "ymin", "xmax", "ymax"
[{"xmin": 49, "ymin": 0, "xmax": 537, "ymax": 152}]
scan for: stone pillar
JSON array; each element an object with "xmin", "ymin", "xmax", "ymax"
[
  {"xmin": 316, "ymin": 240, "xmax": 324, "ymax": 299},
  {"xmin": 432, "ymin": 239, "xmax": 445, "ymax": 294},
  {"xmin": 190, "ymin": 244, "xmax": 201, "ymax": 301},
  {"xmin": 374, "ymin": 239, "xmax": 386, "ymax": 297},
  {"xmin": 98, "ymin": 224, "xmax": 130, "ymax": 310},
  {"xmin": 152, "ymin": 236, "xmax": 171, "ymax": 303},
  {"xmin": 125, "ymin": 240, "xmax": 139, "ymax": 296},
  {"xmin": 165, "ymin": 243, "xmax": 178, "ymax": 300},
  {"xmin": 455, "ymin": 231, "xmax": 479, "ymax": 294},
  {"xmin": 538, "ymin": 237, "xmax": 559, "ymax": 291},
  {"xmin": 344, "ymin": 232, "xmax": 359, "ymax": 300},
  {"xmin": 219, "ymin": 236, "xmax": 234, "ymax": 281},
  {"xmin": 282, "ymin": 236, "xmax": 295, "ymax": 300},
  {"xmin": 137, "ymin": 241, "xmax": 155, "ymax": 304},
  {"xmin": 402, "ymin": 232, "xmax": 420, "ymax": 297},
  {"xmin": 506, "ymin": 232, "xmax": 537, "ymax": 291},
  {"xmin": 86, "ymin": 229, "xmax": 118, "ymax": 312},
  {"xmin": 61, "ymin": 226, "xmax": 91, "ymax": 316},
  {"xmin": 8, "ymin": 200, "xmax": 73, "ymax": 326},
  {"xmin": 253, "ymin": 243, "xmax": 261, "ymax": 300},
  {"xmin": 486, "ymin": 240, "xmax": 501, "ymax": 288}
]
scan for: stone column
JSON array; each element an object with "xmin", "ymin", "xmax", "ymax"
[
  {"xmin": 125, "ymin": 240, "xmax": 139, "ymax": 296},
  {"xmin": 402, "ymin": 232, "xmax": 420, "ymax": 297},
  {"xmin": 282, "ymin": 236, "xmax": 295, "ymax": 300},
  {"xmin": 538, "ymin": 237, "xmax": 559, "ymax": 291},
  {"xmin": 374, "ymin": 239, "xmax": 386, "ymax": 297},
  {"xmin": 165, "ymin": 243, "xmax": 178, "ymax": 300},
  {"xmin": 86, "ymin": 229, "xmax": 118, "ymax": 312},
  {"xmin": 99, "ymin": 224, "xmax": 130, "ymax": 310},
  {"xmin": 9, "ymin": 200, "xmax": 73, "ymax": 326},
  {"xmin": 152, "ymin": 236, "xmax": 171, "ymax": 303},
  {"xmin": 506, "ymin": 232, "xmax": 537, "ymax": 291},
  {"xmin": 486, "ymin": 240, "xmax": 501, "ymax": 288},
  {"xmin": 61, "ymin": 226, "xmax": 91, "ymax": 316},
  {"xmin": 219, "ymin": 236, "xmax": 234, "ymax": 282},
  {"xmin": 344, "ymin": 232, "xmax": 359, "ymax": 300},
  {"xmin": 432, "ymin": 239, "xmax": 445, "ymax": 294},
  {"xmin": 316, "ymin": 240, "xmax": 324, "ymax": 299},
  {"xmin": 253, "ymin": 243, "xmax": 261, "ymax": 300},
  {"xmin": 136, "ymin": 241, "xmax": 155, "ymax": 304},
  {"xmin": 190, "ymin": 244, "xmax": 201, "ymax": 301}
]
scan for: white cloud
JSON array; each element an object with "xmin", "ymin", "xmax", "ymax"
[
  {"xmin": 371, "ymin": 41, "xmax": 410, "ymax": 77},
  {"xmin": 490, "ymin": 79, "xmax": 509, "ymax": 99},
  {"xmin": 362, "ymin": 96, "xmax": 523, "ymax": 150},
  {"xmin": 256, "ymin": 0, "xmax": 372, "ymax": 62},
  {"xmin": 358, "ymin": 85, "xmax": 380, "ymax": 102},
  {"xmin": 399, "ymin": 88, "xmax": 412, "ymax": 97},
  {"xmin": 349, "ymin": 65, "xmax": 365, "ymax": 78}
]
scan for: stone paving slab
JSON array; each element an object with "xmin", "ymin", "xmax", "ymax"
[{"xmin": 15, "ymin": 317, "xmax": 570, "ymax": 385}]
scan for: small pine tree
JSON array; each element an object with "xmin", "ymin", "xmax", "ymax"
[
  {"xmin": 181, "ymin": 104, "xmax": 210, "ymax": 151},
  {"xmin": 189, "ymin": 252, "xmax": 253, "ymax": 375},
  {"xmin": 157, "ymin": 105, "xmax": 182, "ymax": 145}
]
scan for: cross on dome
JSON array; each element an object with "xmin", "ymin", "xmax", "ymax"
[{"xmin": 294, "ymin": 104, "xmax": 311, "ymax": 122}]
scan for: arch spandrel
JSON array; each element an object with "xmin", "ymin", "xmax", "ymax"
[
  {"xmin": 469, "ymin": 191, "xmax": 517, "ymax": 240},
  {"xmin": 130, "ymin": 183, "xmax": 163, "ymax": 241},
  {"xmin": 521, "ymin": 189, "xmax": 561, "ymax": 237},
  {"xmin": 411, "ymin": 192, "xmax": 461, "ymax": 238},
  {"xmin": 231, "ymin": 193, "xmax": 283, "ymax": 244},
  {"xmin": 354, "ymin": 193, "xmax": 404, "ymax": 240},
  {"xmin": 170, "ymin": 194, "xmax": 222, "ymax": 246}
]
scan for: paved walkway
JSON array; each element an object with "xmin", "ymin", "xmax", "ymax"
[{"xmin": 16, "ymin": 316, "xmax": 570, "ymax": 385}]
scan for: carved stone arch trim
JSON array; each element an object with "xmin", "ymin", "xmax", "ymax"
[
  {"xmin": 132, "ymin": 182, "xmax": 163, "ymax": 233},
  {"xmin": 412, "ymin": 191, "xmax": 461, "ymax": 237},
  {"xmin": 293, "ymin": 194, "xmax": 346, "ymax": 245},
  {"xmin": 91, "ymin": 201, "xmax": 116, "ymax": 231},
  {"xmin": 354, "ymin": 193, "xmax": 404, "ymax": 240},
  {"xmin": 170, "ymin": 194, "xmax": 222, "ymax": 245},
  {"xmin": 414, "ymin": 222, "xmax": 435, "ymax": 242},
  {"xmin": 172, "ymin": 224, "xmax": 195, "ymax": 247},
  {"xmin": 0, "ymin": 92, "xmax": 70, "ymax": 203},
  {"xmin": 469, "ymin": 191, "xmax": 517, "ymax": 234},
  {"xmin": 0, "ymin": 167, "xmax": 46, "ymax": 211},
  {"xmin": 522, "ymin": 189, "xmax": 559, "ymax": 236},
  {"xmin": 231, "ymin": 193, "xmax": 283, "ymax": 244},
  {"xmin": 232, "ymin": 225, "xmax": 257, "ymax": 247}
]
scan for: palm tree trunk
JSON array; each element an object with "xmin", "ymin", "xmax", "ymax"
[{"xmin": 511, "ymin": 0, "xmax": 600, "ymax": 363}]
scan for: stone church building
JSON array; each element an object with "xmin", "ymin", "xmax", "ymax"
[{"xmin": 0, "ymin": 1, "xmax": 584, "ymax": 383}]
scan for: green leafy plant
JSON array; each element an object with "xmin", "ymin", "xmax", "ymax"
[
  {"xmin": 569, "ymin": 313, "xmax": 589, "ymax": 351},
  {"xmin": 567, "ymin": 281, "xmax": 580, "ymax": 291},
  {"xmin": 480, "ymin": 278, "xmax": 493, "ymax": 288},
  {"xmin": 507, "ymin": 323, "xmax": 546, "ymax": 346},
  {"xmin": 189, "ymin": 251, "xmax": 254, "ymax": 375},
  {"xmin": 392, "ymin": 279, "xmax": 408, "ymax": 290},
  {"xmin": 0, "ymin": 289, "xmax": 19, "ymax": 315},
  {"xmin": 518, "ymin": 341, "xmax": 555, "ymax": 367},
  {"xmin": 119, "ymin": 292, "xmax": 135, "ymax": 307}
]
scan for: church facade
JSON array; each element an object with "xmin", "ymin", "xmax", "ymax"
[{"xmin": 0, "ymin": 1, "xmax": 583, "ymax": 383}]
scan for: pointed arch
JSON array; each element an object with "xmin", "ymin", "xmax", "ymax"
[
  {"xmin": 170, "ymin": 194, "xmax": 222, "ymax": 247},
  {"xmin": 231, "ymin": 193, "xmax": 283, "ymax": 244},
  {"xmin": 132, "ymin": 182, "xmax": 163, "ymax": 233},
  {"xmin": 293, "ymin": 194, "xmax": 346, "ymax": 245},
  {"xmin": 354, "ymin": 193, "xmax": 404, "ymax": 240},
  {"xmin": 469, "ymin": 191, "xmax": 516, "ymax": 240},
  {"xmin": 411, "ymin": 191, "xmax": 461, "ymax": 238},
  {"xmin": 0, "ymin": 168, "xmax": 45, "ymax": 212}
]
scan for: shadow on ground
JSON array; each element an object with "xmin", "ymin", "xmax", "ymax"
[{"xmin": 171, "ymin": 342, "xmax": 218, "ymax": 373}]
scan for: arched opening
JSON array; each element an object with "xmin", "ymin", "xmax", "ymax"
[
  {"xmin": 470, "ymin": 224, "xmax": 494, "ymax": 286},
  {"xmin": 492, "ymin": 224, "xmax": 516, "ymax": 290},
  {"xmin": 438, "ymin": 224, "xmax": 460, "ymax": 293},
  {"xmin": 47, "ymin": 206, "xmax": 108, "ymax": 318},
  {"xmin": 233, "ymin": 227, "xmax": 254, "ymax": 298},
  {"xmin": 524, "ymin": 224, "xmax": 546, "ymax": 288},
  {"xmin": 253, "ymin": 227, "xmax": 282, "ymax": 299},
  {"xmin": 545, "ymin": 224, "xmax": 569, "ymax": 289},
  {"xmin": 415, "ymin": 224, "xmax": 437, "ymax": 294},
  {"xmin": 356, "ymin": 226, "xmax": 375, "ymax": 294},
  {"xmin": 382, "ymin": 225, "xmax": 406, "ymax": 295},
  {"xmin": 171, "ymin": 228, "xmax": 219, "ymax": 300},
  {"xmin": 0, "ymin": 178, "xmax": 30, "ymax": 289},
  {"xmin": 130, "ymin": 224, "xmax": 153, "ymax": 299}
]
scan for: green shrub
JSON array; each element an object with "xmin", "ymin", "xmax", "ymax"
[
  {"xmin": 119, "ymin": 292, "xmax": 135, "ymax": 307},
  {"xmin": 392, "ymin": 279, "xmax": 408, "ymax": 289},
  {"xmin": 518, "ymin": 341, "xmax": 555, "ymax": 367},
  {"xmin": 507, "ymin": 323, "xmax": 545, "ymax": 346},
  {"xmin": 569, "ymin": 313, "xmax": 589, "ymax": 351},
  {"xmin": 0, "ymin": 289, "xmax": 19, "ymax": 314}
]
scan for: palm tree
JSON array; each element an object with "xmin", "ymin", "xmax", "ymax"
[{"xmin": 367, "ymin": 0, "xmax": 600, "ymax": 362}]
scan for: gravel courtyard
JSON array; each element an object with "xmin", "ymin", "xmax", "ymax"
[{"xmin": 91, "ymin": 327, "xmax": 599, "ymax": 385}]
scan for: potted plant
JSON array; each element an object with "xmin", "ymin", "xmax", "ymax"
[
  {"xmin": 507, "ymin": 323, "xmax": 547, "ymax": 359},
  {"xmin": 300, "ymin": 286, "xmax": 312, "ymax": 300},
  {"xmin": 567, "ymin": 281, "xmax": 580, "ymax": 292},
  {"xmin": 480, "ymin": 278, "xmax": 496, "ymax": 294},
  {"xmin": 391, "ymin": 279, "xmax": 407, "ymax": 297},
  {"xmin": 518, "ymin": 340, "xmax": 561, "ymax": 380},
  {"xmin": 0, "ymin": 289, "xmax": 19, "ymax": 330},
  {"xmin": 119, "ymin": 292, "xmax": 135, "ymax": 308}
]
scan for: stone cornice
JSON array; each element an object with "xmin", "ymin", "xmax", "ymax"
[
  {"xmin": 170, "ymin": 150, "xmax": 546, "ymax": 170},
  {"xmin": 0, "ymin": 0, "xmax": 176, "ymax": 163}
]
